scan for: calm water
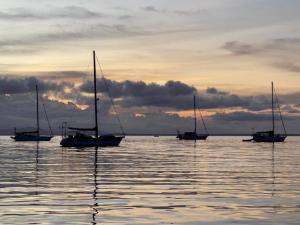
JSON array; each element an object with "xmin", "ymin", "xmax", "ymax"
[{"xmin": 0, "ymin": 136, "xmax": 299, "ymax": 225}]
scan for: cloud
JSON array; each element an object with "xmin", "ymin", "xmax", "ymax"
[
  {"xmin": 280, "ymin": 92, "xmax": 300, "ymax": 105},
  {"xmin": 206, "ymin": 87, "xmax": 228, "ymax": 95},
  {"xmin": 40, "ymin": 71, "xmax": 89, "ymax": 80},
  {"xmin": 0, "ymin": 75, "xmax": 300, "ymax": 134},
  {"xmin": 141, "ymin": 5, "xmax": 207, "ymax": 16},
  {"xmin": 2, "ymin": 75, "xmax": 295, "ymax": 113},
  {"xmin": 272, "ymin": 37, "xmax": 300, "ymax": 46},
  {"xmin": 274, "ymin": 61, "xmax": 300, "ymax": 73},
  {"xmin": 222, "ymin": 37, "xmax": 300, "ymax": 74},
  {"xmin": 282, "ymin": 105, "xmax": 300, "ymax": 114},
  {"xmin": 80, "ymin": 78, "xmax": 273, "ymax": 111},
  {"xmin": 141, "ymin": 6, "xmax": 165, "ymax": 13},
  {"xmin": 222, "ymin": 41, "xmax": 261, "ymax": 55},
  {"xmin": 0, "ymin": 6, "xmax": 102, "ymax": 20},
  {"xmin": 80, "ymin": 79, "xmax": 197, "ymax": 97},
  {"xmin": 0, "ymin": 76, "xmax": 68, "ymax": 94},
  {"xmin": 213, "ymin": 111, "xmax": 271, "ymax": 122},
  {"xmin": 212, "ymin": 111, "xmax": 297, "ymax": 122},
  {"xmin": 222, "ymin": 38, "xmax": 300, "ymax": 57},
  {"xmin": 0, "ymin": 23, "xmax": 143, "ymax": 54}
]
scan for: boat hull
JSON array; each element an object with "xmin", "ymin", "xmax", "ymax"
[
  {"xmin": 253, "ymin": 135, "xmax": 286, "ymax": 143},
  {"xmin": 11, "ymin": 135, "xmax": 53, "ymax": 142},
  {"xmin": 60, "ymin": 135, "xmax": 124, "ymax": 147},
  {"xmin": 177, "ymin": 134, "xmax": 208, "ymax": 140},
  {"xmin": 243, "ymin": 133, "xmax": 287, "ymax": 143}
]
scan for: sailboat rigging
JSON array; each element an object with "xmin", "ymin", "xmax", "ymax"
[
  {"xmin": 243, "ymin": 82, "xmax": 287, "ymax": 142},
  {"xmin": 11, "ymin": 85, "xmax": 53, "ymax": 142},
  {"xmin": 177, "ymin": 95, "xmax": 209, "ymax": 140},
  {"xmin": 60, "ymin": 51, "xmax": 124, "ymax": 147}
]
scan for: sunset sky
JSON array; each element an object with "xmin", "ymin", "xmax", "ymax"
[{"xmin": 0, "ymin": 0, "xmax": 300, "ymax": 134}]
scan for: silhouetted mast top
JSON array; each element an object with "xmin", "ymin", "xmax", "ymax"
[
  {"xmin": 93, "ymin": 51, "xmax": 99, "ymax": 139},
  {"xmin": 36, "ymin": 85, "xmax": 40, "ymax": 137}
]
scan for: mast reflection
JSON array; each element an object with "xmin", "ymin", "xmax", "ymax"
[{"xmin": 92, "ymin": 147, "xmax": 99, "ymax": 225}]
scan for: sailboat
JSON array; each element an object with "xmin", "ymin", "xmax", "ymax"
[
  {"xmin": 177, "ymin": 95, "xmax": 209, "ymax": 140},
  {"xmin": 11, "ymin": 85, "xmax": 53, "ymax": 142},
  {"xmin": 60, "ymin": 51, "xmax": 124, "ymax": 147},
  {"xmin": 243, "ymin": 82, "xmax": 287, "ymax": 142}
]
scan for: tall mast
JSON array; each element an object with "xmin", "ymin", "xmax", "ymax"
[
  {"xmin": 93, "ymin": 51, "xmax": 99, "ymax": 138},
  {"xmin": 194, "ymin": 95, "xmax": 197, "ymax": 133},
  {"xmin": 271, "ymin": 82, "xmax": 274, "ymax": 135},
  {"xmin": 36, "ymin": 85, "xmax": 40, "ymax": 137}
]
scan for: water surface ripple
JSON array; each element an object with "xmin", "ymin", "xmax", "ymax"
[{"xmin": 0, "ymin": 136, "xmax": 299, "ymax": 224}]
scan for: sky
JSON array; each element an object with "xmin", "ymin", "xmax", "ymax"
[{"xmin": 0, "ymin": 0, "xmax": 300, "ymax": 134}]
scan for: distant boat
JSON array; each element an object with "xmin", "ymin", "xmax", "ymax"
[
  {"xmin": 60, "ymin": 51, "xmax": 124, "ymax": 147},
  {"xmin": 177, "ymin": 95, "xmax": 209, "ymax": 140},
  {"xmin": 11, "ymin": 85, "xmax": 53, "ymax": 142},
  {"xmin": 243, "ymin": 82, "xmax": 287, "ymax": 143}
]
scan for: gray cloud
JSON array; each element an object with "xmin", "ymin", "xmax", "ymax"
[
  {"xmin": 212, "ymin": 111, "xmax": 297, "ymax": 122},
  {"xmin": 0, "ymin": 76, "xmax": 68, "ymax": 94},
  {"xmin": 80, "ymin": 79, "xmax": 197, "ymax": 98},
  {"xmin": 282, "ymin": 105, "xmax": 300, "ymax": 114},
  {"xmin": 80, "ymin": 79, "xmax": 198, "ymax": 109},
  {"xmin": 272, "ymin": 37, "xmax": 300, "ymax": 46},
  {"xmin": 173, "ymin": 9, "xmax": 208, "ymax": 16},
  {"xmin": 223, "ymin": 38, "xmax": 300, "ymax": 56},
  {"xmin": 222, "ymin": 37, "xmax": 300, "ymax": 73},
  {"xmin": 40, "ymin": 71, "xmax": 89, "ymax": 80},
  {"xmin": 206, "ymin": 87, "xmax": 228, "ymax": 95},
  {"xmin": 222, "ymin": 41, "xmax": 261, "ymax": 55},
  {"xmin": 274, "ymin": 61, "xmax": 300, "ymax": 73},
  {"xmin": 141, "ymin": 5, "xmax": 207, "ymax": 16},
  {"xmin": 80, "ymin": 78, "xmax": 273, "ymax": 111},
  {"xmin": 0, "ymin": 23, "xmax": 142, "ymax": 54},
  {"xmin": 2, "ymin": 75, "xmax": 296, "ymax": 113},
  {"xmin": 0, "ymin": 6, "xmax": 102, "ymax": 20},
  {"xmin": 0, "ymin": 76, "xmax": 300, "ymax": 134},
  {"xmin": 141, "ymin": 6, "xmax": 165, "ymax": 13},
  {"xmin": 281, "ymin": 92, "xmax": 300, "ymax": 105}
]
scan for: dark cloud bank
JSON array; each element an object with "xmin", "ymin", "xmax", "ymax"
[{"xmin": 0, "ymin": 75, "xmax": 300, "ymax": 135}]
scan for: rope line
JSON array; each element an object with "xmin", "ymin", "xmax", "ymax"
[
  {"xmin": 95, "ymin": 55, "xmax": 125, "ymax": 136},
  {"xmin": 41, "ymin": 96, "xmax": 53, "ymax": 136},
  {"xmin": 197, "ymin": 108, "xmax": 209, "ymax": 134},
  {"xmin": 195, "ymin": 100, "xmax": 209, "ymax": 134},
  {"xmin": 274, "ymin": 88, "xmax": 287, "ymax": 136}
]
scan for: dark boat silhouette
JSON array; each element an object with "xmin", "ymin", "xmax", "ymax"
[
  {"xmin": 60, "ymin": 51, "xmax": 124, "ymax": 147},
  {"xmin": 177, "ymin": 96, "xmax": 209, "ymax": 141},
  {"xmin": 243, "ymin": 82, "xmax": 287, "ymax": 143},
  {"xmin": 11, "ymin": 85, "xmax": 53, "ymax": 142}
]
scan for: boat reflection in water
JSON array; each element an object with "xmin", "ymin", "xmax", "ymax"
[{"xmin": 92, "ymin": 147, "xmax": 99, "ymax": 224}]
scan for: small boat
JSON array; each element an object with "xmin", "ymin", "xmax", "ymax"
[
  {"xmin": 11, "ymin": 85, "xmax": 53, "ymax": 142},
  {"xmin": 60, "ymin": 51, "xmax": 124, "ymax": 147},
  {"xmin": 177, "ymin": 95, "xmax": 209, "ymax": 141},
  {"xmin": 243, "ymin": 82, "xmax": 287, "ymax": 143}
]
